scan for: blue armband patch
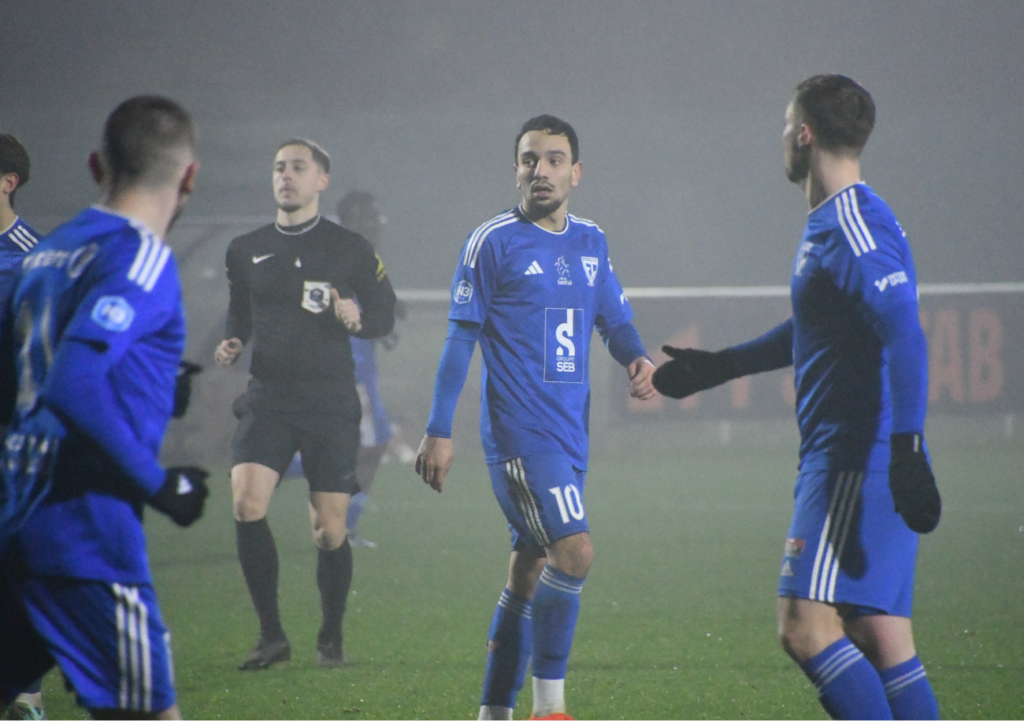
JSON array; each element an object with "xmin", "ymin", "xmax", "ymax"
[{"xmin": 90, "ymin": 296, "xmax": 135, "ymax": 332}]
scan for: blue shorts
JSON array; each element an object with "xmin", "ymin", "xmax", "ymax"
[
  {"xmin": 0, "ymin": 574, "xmax": 175, "ymax": 713},
  {"xmin": 778, "ymin": 469, "xmax": 919, "ymax": 617},
  {"xmin": 489, "ymin": 453, "xmax": 588, "ymax": 550}
]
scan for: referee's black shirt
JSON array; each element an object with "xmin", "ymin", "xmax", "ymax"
[{"xmin": 224, "ymin": 215, "xmax": 396, "ymax": 414}]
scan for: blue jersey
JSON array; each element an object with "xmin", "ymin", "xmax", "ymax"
[
  {"xmin": 791, "ymin": 183, "xmax": 925, "ymax": 472},
  {"xmin": 448, "ymin": 208, "xmax": 634, "ymax": 469},
  {"xmin": 0, "ymin": 217, "xmax": 40, "ymax": 315},
  {"xmin": 3, "ymin": 207, "xmax": 185, "ymax": 583},
  {"xmin": 351, "ymin": 336, "xmax": 392, "ymax": 445}
]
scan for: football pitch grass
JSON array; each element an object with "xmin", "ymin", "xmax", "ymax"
[{"xmin": 40, "ymin": 438, "xmax": 1023, "ymax": 719}]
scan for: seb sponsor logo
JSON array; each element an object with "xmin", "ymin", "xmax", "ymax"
[{"xmin": 544, "ymin": 307, "xmax": 585, "ymax": 383}]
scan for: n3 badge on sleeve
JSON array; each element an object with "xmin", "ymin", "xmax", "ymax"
[{"xmin": 543, "ymin": 307, "xmax": 585, "ymax": 383}]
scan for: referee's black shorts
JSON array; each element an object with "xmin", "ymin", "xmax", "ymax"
[{"xmin": 232, "ymin": 407, "xmax": 360, "ymax": 495}]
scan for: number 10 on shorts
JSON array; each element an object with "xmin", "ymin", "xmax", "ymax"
[{"xmin": 549, "ymin": 484, "xmax": 585, "ymax": 524}]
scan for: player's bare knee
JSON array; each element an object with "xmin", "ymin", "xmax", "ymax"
[
  {"xmin": 232, "ymin": 495, "xmax": 268, "ymax": 522},
  {"xmin": 777, "ymin": 621, "xmax": 812, "ymax": 663},
  {"xmin": 311, "ymin": 513, "xmax": 347, "ymax": 550},
  {"xmin": 547, "ymin": 533, "xmax": 593, "ymax": 578},
  {"xmin": 313, "ymin": 526, "xmax": 346, "ymax": 551}
]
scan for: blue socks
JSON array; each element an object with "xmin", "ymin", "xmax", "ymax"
[
  {"xmin": 346, "ymin": 491, "xmax": 367, "ymax": 535},
  {"xmin": 531, "ymin": 566, "xmax": 585, "ymax": 681},
  {"xmin": 880, "ymin": 655, "xmax": 939, "ymax": 720},
  {"xmin": 481, "ymin": 589, "xmax": 532, "ymax": 709},
  {"xmin": 802, "ymin": 637, "xmax": 892, "ymax": 720},
  {"xmin": 480, "ymin": 566, "xmax": 586, "ymax": 716}
]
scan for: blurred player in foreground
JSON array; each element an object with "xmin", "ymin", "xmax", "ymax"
[
  {"xmin": 653, "ymin": 75, "xmax": 939, "ymax": 720},
  {"xmin": 0, "ymin": 96, "xmax": 209, "ymax": 719},
  {"xmin": 416, "ymin": 115, "xmax": 656, "ymax": 720},
  {"xmin": 215, "ymin": 141, "xmax": 396, "ymax": 669},
  {"xmin": 336, "ymin": 190, "xmax": 401, "ymax": 548},
  {"xmin": 0, "ymin": 135, "xmax": 44, "ymax": 721}
]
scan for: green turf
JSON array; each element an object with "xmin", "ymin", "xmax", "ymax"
[{"xmin": 39, "ymin": 440, "xmax": 1024, "ymax": 719}]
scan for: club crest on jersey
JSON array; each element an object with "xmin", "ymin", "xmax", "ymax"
[
  {"xmin": 581, "ymin": 257, "xmax": 598, "ymax": 287},
  {"xmin": 90, "ymin": 296, "xmax": 135, "ymax": 332},
  {"xmin": 544, "ymin": 307, "xmax": 585, "ymax": 383},
  {"xmin": 302, "ymin": 281, "xmax": 331, "ymax": 314},
  {"xmin": 555, "ymin": 256, "xmax": 572, "ymax": 286},
  {"xmin": 454, "ymin": 280, "xmax": 473, "ymax": 304},
  {"xmin": 784, "ymin": 538, "xmax": 805, "ymax": 558},
  {"xmin": 794, "ymin": 242, "xmax": 814, "ymax": 277}
]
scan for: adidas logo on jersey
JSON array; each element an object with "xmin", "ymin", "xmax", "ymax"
[{"xmin": 525, "ymin": 261, "xmax": 544, "ymax": 275}]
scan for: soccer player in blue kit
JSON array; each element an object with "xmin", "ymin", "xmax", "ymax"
[
  {"xmin": 653, "ymin": 76, "xmax": 940, "ymax": 720},
  {"xmin": 0, "ymin": 134, "xmax": 40, "ymax": 286},
  {"xmin": 0, "ymin": 134, "xmax": 46, "ymax": 721},
  {"xmin": 416, "ymin": 115, "xmax": 657, "ymax": 720},
  {"xmin": 0, "ymin": 96, "xmax": 209, "ymax": 719}
]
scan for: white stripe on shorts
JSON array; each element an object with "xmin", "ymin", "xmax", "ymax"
[
  {"xmin": 505, "ymin": 458, "xmax": 549, "ymax": 546},
  {"xmin": 808, "ymin": 472, "xmax": 864, "ymax": 603},
  {"xmin": 113, "ymin": 583, "xmax": 154, "ymax": 712}
]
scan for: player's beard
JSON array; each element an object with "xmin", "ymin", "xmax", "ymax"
[
  {"xmin": 786, "ymin": 143, "xmax": 811, "ymax": 184},
  {"xmin": 277, "ymin": 200, "xmax": 302, "ymax": 214},
  {"xmin": 522, "ymin": 194, "xmax": 563, "ymax": 221}
]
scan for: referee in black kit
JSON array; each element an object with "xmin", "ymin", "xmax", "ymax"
[{"xmin": 215, "ymin": 139, "xmax": 396, "ymax": 670}]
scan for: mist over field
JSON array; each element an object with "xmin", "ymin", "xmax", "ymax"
[{"xmin": 2, "ymin": 4, "xmax": 1023, "ymax": 718}]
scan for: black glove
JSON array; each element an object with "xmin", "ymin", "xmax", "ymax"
[
  {"xmin": 889, "ymin": 432, "xmax": 941, "ymax": 534},
  {"xmin": 652, "ymin": 346, "xmax": 737, "ymax": 399},
  {"xmin": 150, "ymin": 466, "xmax": 209, "ymax": 527},
  {"xmin": 173, "ymin": 361, "xmax": 203, "ymax": 418}
]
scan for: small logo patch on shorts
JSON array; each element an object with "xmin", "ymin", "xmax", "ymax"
[{"xmin": 784, "ymin": 537, "xmax": 805, "ymax": 558}]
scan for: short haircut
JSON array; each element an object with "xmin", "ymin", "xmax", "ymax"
[
  {"xmin": 515, "ymin": 115, "xmax": 579, "ymax": 164},
  {"xmin": 793, "ymin": 75, "xmax": 875, "ymax": 154},
  {"xmin": 277, "ymin": 138, "xmax": 331, "ymax": 174},
  {"xmin": 103, "ymin": 95, "xmax": 195, "ymax": 196},
  {"xmin": 0, "ymin": 134, "xmax": 31, "ymax": 207},
  {"xmin": 336, "ymin": 190, "xmax": 377, "ymax": 225}
]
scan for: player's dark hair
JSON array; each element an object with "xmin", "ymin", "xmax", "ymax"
[
  {"xmin": 277, "ymin": 138, "xmax": 331, "ymax": 174},
  {"xmin": 515, "ymin": 115, "xmax": 579, "ymax": 164},
  {"xmin": 0, "ymin": 134, "xmax": 31, "ymax": 208},
  {"xmin": 336, "ymin": 190, "xmax": 377, "ymax": 226},
  {"xmin": 103, "ymin": 95, "xmax": 195, "ymax": 197},
  {"xmin": 793, "ymin": 75, "xmax": 875, "ymax": 155}
]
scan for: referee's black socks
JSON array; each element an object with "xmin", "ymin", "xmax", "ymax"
[
  {"xmin": 236, "ymin": 518, "xmax": 285, "ymax": 641},
  {"xmin": 317, "ymin": 538, "xmax": 353, "ymax": 647}
]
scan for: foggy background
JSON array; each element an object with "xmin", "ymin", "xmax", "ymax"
[
  {"xmin": 2, "ymin": 0, "xmax": 1022, "ymax": 462},
  {"xmin": 3, "ymin": 1, "xmax": 1022, "ymax": 288}
]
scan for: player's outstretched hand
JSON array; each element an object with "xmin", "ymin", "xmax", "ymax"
[
  {"xmin": 214, "ymin": 338, "xmax": 244, "ymax": 367},
  {"xmin": 627, "ymin": 357, "xmax": 657, "ymax": 400},
  {"xmin": 652, "ymin": 346, "xmax": 736, "ymax": 399},
  {"xmin": 150, "ymin": 466, "xmax": 210, "ymax": 527},
  {"xmin": 415, "ymin": 435, "xmax": 454, "ymax": 494},
  {"xmin": 889, "ymin": 433, "xmax": 941, "ymax": 534},
  {"xmin": 332, "ymin": 289, "xmax": 362, "ymax": 333},
  {"xmin": 173, "ymin": 360, "xmax": 203, "ymax": 418}
]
